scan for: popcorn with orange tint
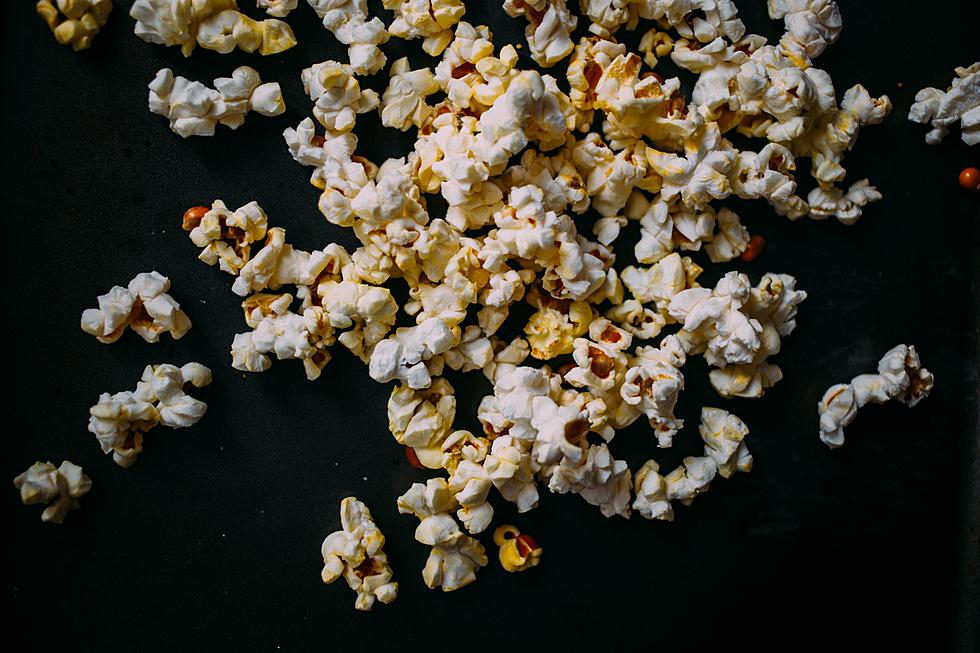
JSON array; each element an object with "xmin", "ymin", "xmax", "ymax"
[
  {"xmin": 320, "ymin": 497, "xmax": 398, "ymax": 610},
  {"xmin": 36, "ymin": 0, "xmax": 111, "ymax": 51},
  {"xmin": 493, "ymin": 524, "xmax": 543, "ymax": 572}
]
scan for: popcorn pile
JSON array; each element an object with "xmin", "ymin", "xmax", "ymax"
[
  {"xmin": 149, "ymin": 67, "xmax": 286, "ymax": 138},
  {"xmin": 321, "ymin": 497, "xmax": 399, "ymax": 610},
  {"xmin": 908, "ymin": 62, "xmax": 980, "ymax": 146},
  {"xmin": 13, "ymin": 461, "xmax": 92, "ymax": 524},
  {"xmin": 36, "ymin": 0, "xmax": 112, "ymax": 51},
  {"xmin": 817, "ymin": 344, "xmax": 934, "ymax": 449},
  {"xmin": 80, "ymin": 271, "xmax": 192, "ymax": 344},
  {"xmin": 87, "ymin": 363, "xmax": 212, "ymax": 467},
  {"xmin": 162, "ymin": 0, "xmax": 902, "ymax": 592}
]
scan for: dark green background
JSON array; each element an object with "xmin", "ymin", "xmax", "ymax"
[{"xmin": 4, "ymin": 1, "xmax": 978, "ymax": 650}]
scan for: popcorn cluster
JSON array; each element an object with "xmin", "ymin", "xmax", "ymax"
[
  {"xmin": 149, "ymin": 67, "xmax": 286, "ymax": 138},
  {"xmin": 908, "ymin": 62, "xmax": 980, "ymax": 146},
  {"xmin": 13, "ymin": 461, "xmax": 92, "ymax": 524},
  {"xmin": 80, "ymin": 271, "xmax": 192, "ymax": 344},
  {"xmin": 817, "ymin": 344, "xmax": 934, "ymax": 449},
  {"xmin": 87, "ymin": 363, "xmax": 212, "ymax": 467},
  {"xmin": 36, "ymin": 0, "xmax": 112, "ymax": 51},
  {"xmin": 130, "ymin": 0, "xmax": 297, "ymax": 56},
  {"xmin": 321, "ymin": 497, "xmax": 399, "ymax": 610}
]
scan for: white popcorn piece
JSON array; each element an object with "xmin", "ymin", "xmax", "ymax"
[
  {"xmin": 257, "ymin": 0, "xmax": 298, "ymax": 17},
  {"xmin": 397, "ymin": 479, "xmax": 488, "ymax": 591},
  {"xmin": 632, "ymin": 460, "xmax": 672, "ymax": 520},
  {"xmin": 130, "ymin": 0, "xmax": 297, "ymax": 57},
  {"xmin": 183, "ymin": 199, "xmax": 269, "ymax": 275},
  {"xmin": 908, "ymin": 62, "xmax": 980, "ymax": 146},
  {"xmin": 87, "ymin": 363, "xmax": 211, "ymax": 467},
  {"xmin": 303, "ymin": 61, "xmax": 380, "ymax": 135},
  {"xmin": 768, "ymin": 0, "xmax": 842, "ymax": 63},
  {"xmin": 148, "ymin": 67, "xmax": 285, "ymax": 138},
  {"xmin": 818, "ymin": 345, "xmax": 934, "ymax": 449},
  {"xmin": 388, "ymin": 378, "xmax": 456, "ymax": 451},
  {"xmin": 80, "ymin": 271, "xmax": 192, "ymax": 344},
  {"xmin": 699, "ymin": 407, "xmax": 752, "ymax": 478},
  {"xmin": 382, "ymin": 0, "xmax": 466, "ymax": 56},
  {"xmin": 307, "ymin": 0, "xmax": 390, "ymax": 75},
  {"xmin": 320, "ymin": 497, "xmax": 398, "ymax": 610},
  {"xmin": 36, "ymin": 0, "xmax": 112, "ymax": 51},
  {"xmin": 381, "ymin": 58, "xmax": 440, "ymax": 131},
  {"xmin": 503, "ymin": 0, "xmax": 578, "ymax": 67},
  {"xmin": 620, "ymin": 337, "xmax": 686, "ymax": 447},
  {"xmin": 369, "ymin": 318, "xmax": 458, "ymax": 389},
  {"xmin": 13, "ymin": 461, "xmax": 92, "ymax": 524}
]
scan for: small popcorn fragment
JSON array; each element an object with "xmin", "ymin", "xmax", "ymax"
[
  {"xmin": 87, "ymin": 363, "xmax": 212, "ymax": 467},
  {"xmin": 818, "ymin": 345, "xmax": 934, "ymax": 449},
  {"xmin": 36, "ymin": 0, "xmax": 111, "ymax": 51},
  {"xmin": 13, "ymin": 461, "xmax": 92, "ymax": 524},
  {"xmin": 149, "ymin": 67, "xmax": 285, "ymax": 138},
  {"xmin": 320, "ymin": 497, "xmax": 398, "ymax": 611},
  {"xmin": 80, "ymin": 271, "xmax": 192, "ymax": 344},
  {"xmin": 130, "ymin": 0, "xmax": 296, "ymax": 57},
  {"xmin": 909, "ymin": 63, "xmax": 980, "ymax": 146},
  {"xmin": 492, "ymin": 524, "xmax": 543, "ymax": 572}
]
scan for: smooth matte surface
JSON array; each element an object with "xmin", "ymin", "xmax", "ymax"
[{"xmin": 4, "ymin": 1, "xmax": 978, "ymax": 651}]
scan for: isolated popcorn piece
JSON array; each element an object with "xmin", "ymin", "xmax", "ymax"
[
  {"xmin": 381, "ymin": 58, "xmax": 440, "ymax": 131},
  {"xmin": 87, "ymin": 363, "xmax": 211, "ymax": 468},
  {"xmin": 148, "ymin": 67, "xmax": 285, "ymax": 138},
  {"xmin": 768, "ymin": 0, "xmax": 841, "ymax": 63},
  {"xmin": 130, "ymin": 0, "xmax": 296, "ymax": 57},
  {"xmin": 308, "ymin": 0, "xmax": 390, "ymax": 75},
  {"xmin": 183, "ymin": 200, "xmax": 269, "ymax": 275},
  {"xmin": 13, "ymin": 461, "xmax": 92, "ymax": 524},
  {"xmin": 36, "ymin": 0, "xmax": 112, "ymax": 51},
  {"xmin": 503, "ymin": 0, "xmax": 577, "ymax": 67},
  {"xmin": 818, "ymin": 345, "xmax": 934, "ymax": 448},
  {"xmin": 81, "ymin": 271, "xmax": 192, "ymax": 344},
  {"xmin": 257, "ymin": 0, "xmax": 297, "ymax": 17},
  {"xmin": 908, "ymin": 63, "xmax": 980, "ymax": 146},
  {"xmin": 320, "ymin": 497, "xmax": 398, "ymax": 611},
  {"xmin": 388, "ymin": 378, "xmax": 456, "ymax": 452},
  {"xmin": 303, "ymin": 61, "xmax": 380, "ymax": 135},
  {"xmin": 699, "ymin": 407, "xmax": 752, "ymax": 478},
  {"xmin": 492, "ymin": 524, "xmax": 543, "ymax": 572},
  {"xmin": 632, "ymin": 460, "xmax": 673, "ymax": 520},
  {"xmin": 382, "ymin": 0, "xmax": 466, "ymax": 56},
  {"xmin": 664, "ymin": 455, "xmax": 717, "ymax": 505},
  {"xmin": 397, "ymin": 478, "xmax": 488, "ymax": 591}
]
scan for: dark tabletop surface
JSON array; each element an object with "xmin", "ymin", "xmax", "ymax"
[{"xmin": 4, "ymin": 1, "xmax": 979, "ymax": 651}]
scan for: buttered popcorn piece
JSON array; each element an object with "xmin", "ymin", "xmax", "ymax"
[
  {"xmin": 130, "ymin": 0, "xmax": 296, "ymax": 57},
  {"xmin": 81, "ymin": 271, "xmax": 192, "ymax": 344},
  {"xmin": 383, "ymin": 0, "xmax": 466, "ymax": 56},
  {"xmin": 909, "ymin": 63, "xmax": 980, "ymax": 146},
  {"xmin": 36, "ymin": 0, "xmax": 112, "ymax": 51},
  {"xmin": 818, "ymin": 345, "xmax": 934, "ymax": 449},
  {"xmin": 88, "ymin": 363, "xmax": 211, "ymax": 467},
  {"xmin": 13, "ymin": 461, "xmax": 92, "ymax": 524},
  {"xmin": 308, "ymin": 0, "xmax": 390, "ymax": 75},
  {"xmin": 149, "ymin": 67, "xmax": 285, "ymax": 138},
  {"xmin": 503, "ymin": 0, "xmax": 577, "ymax": 67},
  {"xmin": 303, "ymin": 60, "xmax": 379, "ymax": 135},
  {"xmin": 320, "ymin": 497, "xmax": 398, "ymax": 610},
  {"xmin": 493, "ymin": 524, "xmax": 544, "ymax": 572}
]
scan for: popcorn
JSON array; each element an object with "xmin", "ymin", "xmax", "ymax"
[
  {"xmin": 36, "ymin": 0, "xmax": 112, "ymax": 51},
  {"xmin": 87, "ymin": 363, "xmax": 211, "ymax": 467},
  {"xmin": 233, "ymin": 293, "xmax": 334, "ymax": 380},
  {"xmin": 524, "ymin": 291, "xmax": 593, "ymax": 359},
  {"xmin": 503, "ymin": 0, "xmax": 578, "ymax": 67},
  {"xmin": 699, "ymin": 407, "xmax": 752, "ymax": 477},
  {"xmin": 397, "ymin": 479, "xmax": 488, "ymax": 591},
  {"xmin": 638, "ymin": 28, "xmax": 674, "ymax": 68},
  {"xmin": 646, "ymin": 121, "xmax": 735, "ymax": 211},
  {"xmin": 13, "ymin": 461, "xmax": 92, "ymax": 524},
  {"xmin": 388, "ymin": 378, "xmax": 456, "ymax": 451},
  {"xmin": 619, "ymin": 336, "xmax": 686, "ymax": 447},
  {"xmin": 80, "ymin": 271, "xmax": 192, "ymax": 344},
  {"xmin": 908, "ymin": 62, "xmax": 980, "ymax": 146},
  {"xmin": 307, "ymin": 0, "xmax": 390, "ymax": 75},
  {"xmin": 818, "ymin": 345, "xmax": 934, "ymax": 449},
  {"xmin": 704, "ymin": 207, "xmax": 750, "ymax": 263},
  {"xmin": 632, "ymin": 460, "xmax": 672, "ymax": 520},
  {"xmin": 257, "ymin": 0, "xmax": 298, "ymax": 17},
  {"xmin": 382, "ymin": 0, "xmax": 467, "ymax": 56},
  {"xmin": 566, "ymin": 37, "xmax": 627, "ymax": 129},
  {"xmin": 369, "ymin": 318, "xmax": 459, "ymax": 389},
  {"xmin": 381, "ymin": 59, "xmax": 440, "ymax": 131},
  {"xmin": 767, "ymin": 0, "xmax": 842, "ymax": 63},
  {"xmin": 302, "ymin": 61, "xmax": 379, "ymax": 135},
  {"xmin": 579, "ymin": 0, "xmax": 631, "ymax": 37},
  {"xmin": 148, "ymin": 67, "xmax": 285, "ymax": 138},
  {"xmin": 492, "ymin": 524, "xmax": 543, "ymax": 572},
  {"xmin": 320, "ymin": 497, "xmax": 398, "ymax": 610},
  {"xmin": 130, "ymin": 0, "xmax": 297, "ymax": 57},
  {"xmin": 182, "ymin": 200, "xmax": 269, "ymax": 275}
]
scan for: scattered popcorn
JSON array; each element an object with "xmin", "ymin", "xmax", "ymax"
[
  {"xmin": 818, "ymin": 345, "xmax": 934, "ymax": 449},
  {"xmin": 492, "ymin": 524, "xmax": 543, "ymax": 572},
  {"xmin": 80, "ymin": 271, "xmax": 192, "ymax": 344},
  {"xmin": 87, "ymin": 363, "xmax": 212, "ymax": 467},
  {"xmin": 130, "ymin": 0, "xmax": 297, "ymax": 56},
  {"xmin": 503, "ymin": 0, "xmax": 577, "ymax": 67},
  {"xmin": 908, "ymin": 62, "xmax": 980, "ymax": 146},
  {"xmin": 36, "ymin": 0, "xmax": 111, "ymax": 51},
  {"xmin": 320, "ymin": 497, "xmax": 398, "ymax": 610},
  {"xmin": 13, "ymin": 461, "xmax": 92, "ymax": 524},
  {"xmin": 148, "ymin": 67, "xmax": 285, "ymax": 138},
  {"xmin": 307, "ymin": 0, "xmax": 390, "ymax": 75}
]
